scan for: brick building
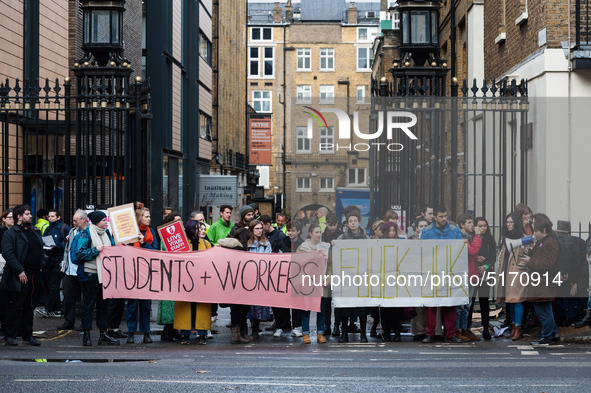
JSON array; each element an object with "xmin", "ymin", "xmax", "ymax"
[
  {"xmin": 484, "ymin": 0, "xmax": 591, "ymax": 225},
  {"xmin": 247, "ymin": 0, "xmax": 380, "ymax": 223}
]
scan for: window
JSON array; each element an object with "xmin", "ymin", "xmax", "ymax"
[
  {"xmin": 357, "ymin": 27, "xmax": 378, "ymax": 42},
  {"xmin": 252, "ymin": 91, "xmax": 272, "ymax": 112},
  {"xmin": 296, "ymin": 85, "xmax": 311, "ymax": 103},
  {"xmin": 348, "ymin": 168, "xmax": 366, "ymax": 185},
  {"xmin": 297, "ymin": 48, "xmax": 311, "ymax": 70},
  {"xmin": 357, "ymin": 47, "xmax": 373, "ymax": 70},
  {"xmin": 320, "ymin": 127, "xmax": 334, "ymax": 153},
  {"xmin": 249, "ymin": 47, "xmax": 259, "ymax": 76},
  {"xmin": 356, "ymin": 85, "xmax": 366, "ymax": 103},
  {"xmin": 319, "ymin": 85, "xmax": 334, "ymax": 104},
  {"xmin": 319, "ymin": 48, "xmax": 334, "ymax": 70},
  {"xmin": 249, "ymin": 46, "xmax": 274, "ymax": 77},
  {"xmin": 296, "ymin": 177, "xmax": 311, "ymax": 191},
  {"xmin": 263, "ymin": 47, "xmax": 274, "ymax": 77},
  {"xmin": 319, "ymin": 177, "xmax": 334, "ymax": 192},
  {"xmin": 199, "ymin": 31, "xmax": 212, "ymax": 66},
  {"xmin": 251, "ymin": 27, "xmax": 272, "ymax": 41},
  {"xmin": 296, "ymin": 126, "xmax": 311, "ymax": 153},
  {"xmin": 199, "ymin": 112, "xmax": 212, "ymax": 140}
]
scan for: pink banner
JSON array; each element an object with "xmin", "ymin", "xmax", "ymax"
[{"xmin": 100, "ymin": 245, "xmax": 324, "ymax": 312}]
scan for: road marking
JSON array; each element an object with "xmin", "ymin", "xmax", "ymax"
[
  {"xmin": 15, "ymin": 379, "xmax": 99, "ymax": 382},
  {"xmin": 129, "ymin": 379, "xmax": 336, "ymax": 387},
  {"xmin": 520, "ymin": 351, "xmax": 539, "ymax": 355},
  {"xmin": 516, "ymin": 345, "xmax": 533, "ymax": 350}
]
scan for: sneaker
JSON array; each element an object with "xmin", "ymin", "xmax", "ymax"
[
  {"xmin": 24, "ymin": 337, "xmax": 41, "ymax": 346},
  {"xmin": 109, "ymin": 329, "xmax": 127, "ymax": 339},
  {"xmin": 206, "ymin": 331, "xmax": 214, "ymax": 339},
  {"xmin": 47, "ymin": 311, "xmax": 62, "ymax": 318},
  {"xmin": 273, "ymin": 329, "xmax": 283, "ymax": 337},
  {"xmin": 5, "ymin": 337, "xmax": 18, "ymax": 346},
  {"xmin": 446, "ymin": 336, "xmax": 463, "ymax": 343},
  {"xmin": 143, "ymin": 333, "xmax": 153, "ymax": 344},
  {"xmin": 198, "ymin": 336, "xmax": 207, "ymax": 345},
  {"xmin": 57, "ymin": 323, "xmax": 75, "ymax": 331},
  {"xmin": 126, "ymin": 333, "xmax": 135, "ymax": 344},
  {"xmin": 552, "ymin": 336, "xmax": 561, "ymax": 344},
  {"xmin": 422, "ymin": 336, "xmax": 434, "ymax": 343},
  {"xmin": 533, "ymin": 337, "xmax": 552, "ymax": 346},
  {"xmin": 211, "ymin": 316, "xmax": 217, "ymax": 323},
  {"xmin": 35, "ymin": 308, "xmax": 48, "ymax": 317},
  {"xmin": 291, "ymin": 327, "xmax": 303, "ymax": 337}
]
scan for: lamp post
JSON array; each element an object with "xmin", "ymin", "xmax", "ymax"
[{"xmin": 80, "ymin": 0, "xmax": 126, "ymax": 67}]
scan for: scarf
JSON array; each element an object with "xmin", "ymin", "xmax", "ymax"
[
  {"xmin": 134, "ymin": 224, "xmax": 153, "ymax": 248},
  {"xmin": 342, "ymin": 227, "xmax": 368, "ymax": 240},
  {"xmin": 86, "ymin": 224, "xmax": 112, "ymax": 283}
]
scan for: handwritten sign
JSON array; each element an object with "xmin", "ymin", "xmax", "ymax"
[
  {"xmin": 100, "ymin": 245, "xmax": 325, "ymax": 312},
  {"xmin": 157, "ymin": 219, "xmax": 191, "ymax": 252},
  {"xmin": 332, "ymin": 239, "xmax": 469, "ymax": 308},
  {"xmin": 107, "ymin": 204, "xmax": 140, "ymax": 245}
]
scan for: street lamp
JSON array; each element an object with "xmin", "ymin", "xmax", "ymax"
[
  {"xmin": 80, "ymin": 0, "xmax": 126, "ymax": 67},
  {"xmin": 393, "ymin": 0, "xmax": 442, "ymax": 68}
]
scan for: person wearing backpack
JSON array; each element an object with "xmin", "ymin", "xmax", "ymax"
[{"xmin": 74, "ymin": 210, "xmax": 119, "ymax": 346}]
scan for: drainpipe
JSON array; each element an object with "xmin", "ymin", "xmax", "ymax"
[{"xmin": 566, "ymin": 0, "xmax": 573, "ymax": 222}]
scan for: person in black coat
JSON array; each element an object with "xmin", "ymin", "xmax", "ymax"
[
  {"xmin": 0, "ymin": 205, "xmax": 44, "ymax": 346},
  {"xmin": 41, "ymin": 209, "xmax": 71, "ymax": 316}
]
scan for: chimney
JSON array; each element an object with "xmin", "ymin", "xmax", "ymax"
[
  {"xmin": 348, "ymin": 2, "xmax": 358, "ymax": 25},
  {"xmin": 285, "ymin": 0, "xmax": 293, "ymax": 23},
  {"xmin": 273, "ymin": 2, "xmax": 282, "ymax": 23}
]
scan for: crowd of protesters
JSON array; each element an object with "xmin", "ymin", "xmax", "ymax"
[{"xmin": 0, "ymin": 200, "xmax": 589, "ymax": 348}]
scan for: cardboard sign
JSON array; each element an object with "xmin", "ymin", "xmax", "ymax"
[
  {"xmin": 107, "ymin": 204, "xmax": 140, "ymax": 244},
  {"xmin": 157, "ymin": 219, "xmax": 191, "ymax": 252},
  {"xmin": 100, "ymin": 245, "xmax": 325, "ymax": 312},
  {"xmin": 331, "ymin": 239, "xmax": 469, "ymax": 308}
]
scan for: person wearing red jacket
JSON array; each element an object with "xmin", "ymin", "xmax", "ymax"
[{"xmin": 456, "ymin": 213, "xmax": 482, "ymax": 342}]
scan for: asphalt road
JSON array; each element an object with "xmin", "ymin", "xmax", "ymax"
[{"xmin": 2, "ymin": 307, "xmax": 591, "ymax": 392}]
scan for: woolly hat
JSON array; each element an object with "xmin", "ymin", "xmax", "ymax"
[
  {"xmin": 239, "ymin": 205, "xmax": 254, "ymax": 220},
  {"xmin": 249, "ymin": 202, "xmax": 259, "ymax": 211},
  {"xmin": 88, "ymin": 210, "xmax": 107, "ymax": 225}
]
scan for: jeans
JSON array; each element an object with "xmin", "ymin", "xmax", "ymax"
[
  {"xmin": 456, "ymin": 304, "xmax": 469, "ymax": 330},
  {"xmin": 126, "ymin": 299, "xmax": 152, "ymax": 333},
  {"xmin": 301, "ymin": 297, "xmax": 328, "ymax": 335},
  {"xmin": 532, "ymin": 301, "xmax": 558, "ymax": 339},
  {"xmin": 509, "ymin": 303, "xmax": 524, "ymax": 326},
  {"xmin": 80, "ymin": 273, "xmax": 107, "ymax": 331},
  {"xmin": 426, "ymin": 306, "xmax": 457, "ymax": 339}
]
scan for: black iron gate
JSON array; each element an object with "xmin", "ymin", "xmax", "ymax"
[
  {"xmin": 370, "ymin": 77, "xmax": 529, "ymax": 238},
  {"xmin": 0, "ymin": 75, "xmax": 151, "ymax": 220}
]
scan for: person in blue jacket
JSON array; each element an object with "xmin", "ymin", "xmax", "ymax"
[{"xmin": 420, "ymin": 205, "xmax": 463, "ymax": 344}]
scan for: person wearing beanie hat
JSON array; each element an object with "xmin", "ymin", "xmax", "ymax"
[
  {"xmin": 73, "ymin": 210, "xmax": 118, "ymax": 347},
  {"xmin": 88, "ymin": 211, "xmax": 107, "ymax": 226},
  {"xmin": 229, "ymin": 205, "xmax": 255, "ymax": 249}
]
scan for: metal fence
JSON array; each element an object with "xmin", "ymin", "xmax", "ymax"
[{"xmin": 0, "ymin": 74, "xmax": 150, "ymax": 220}]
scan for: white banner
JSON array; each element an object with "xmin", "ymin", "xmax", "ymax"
[{"xmin": 331, "ymin": 239, "xmax": 469, "ymax": 307}]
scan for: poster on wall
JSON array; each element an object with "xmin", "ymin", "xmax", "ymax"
[{"xmin": 249, "ymin": 116, "xmax": 272, "ymax": 165}]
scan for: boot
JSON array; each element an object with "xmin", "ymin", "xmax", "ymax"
[
  {"xmin": 98, "ymin": 331, "xmax": 120, "ymax": 345},
  {"xmin": 170, "ymin": 328, "xmax": 183, "ymax": 341},
  {"xmin": 456, "ymin": 329, "xmax": 470, "ymax": 342},
  {"xmin": 360, "ymin": 316, "xmax": 368, "ymax": 343},
  {"xmin": 508, "ymin": 323, "xmax": 516, "ymax": 339},
  {"xmin": 338, "ymin": 320, "xmax": 349, "ymax": 343},
  {"xmin": 394, "ymin": 329, "xmax": 401, "ymax": 342},
  {"xmin": 82, "ymin": 331, "xmax": 92, "ymax": 347},
  {"xmin": 512, "ymin": 325, "xmax": 522, "ymax": 341},
  {"xmin": 317, "ymin": 334, "xmax": 327, "ymax": 343},
  {"xmin": 575, "ymin": 310, "xmax": 591, "ymax": 328},
  {"xmin": 482, "ymin": 325, "xmax": 492, "ymax": 340},
  {"xmin": 239, "ymin": 324, "xmax": 254, "ymax": 343},
  {"xmin": 143, "ymin": 333, "xmax": 153, "ymax": 343},
  {"xmin": 302, "ymin": 334, "xmax": 311, "ymax": 344},
  {"xmin": 465, "ymin": 329, "xmax": 480, "ymax": 341},
  {"xmin": 230, "ymin": 326, "xmax": 241, "ymax": 344},
  {"xmin": 251, "ymin": 319, "xmax": 260, "ymax": 339},
  {"xmin": 332, "ymin": 323, "xmax": 340, "ymax": 337},
  {"xmin": 161, "ymin": 325, "xmax": 172, "ymax": 342},
  {"xmin": 382, "ymin": 326, "xmax": 391, "ymax": 342}
]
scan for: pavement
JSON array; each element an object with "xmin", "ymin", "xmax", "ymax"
[{"xmin": 9, "ymin": 302, "xmax": 591, "ymax": 351}]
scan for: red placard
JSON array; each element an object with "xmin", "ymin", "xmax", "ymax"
[
  {"xmin": 249, "ymin": 117, "xmax": 272, "ymax": 165},
  {"xmin": 157, "ymin": 219, "xmax": 191, "ymax": 252}
]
